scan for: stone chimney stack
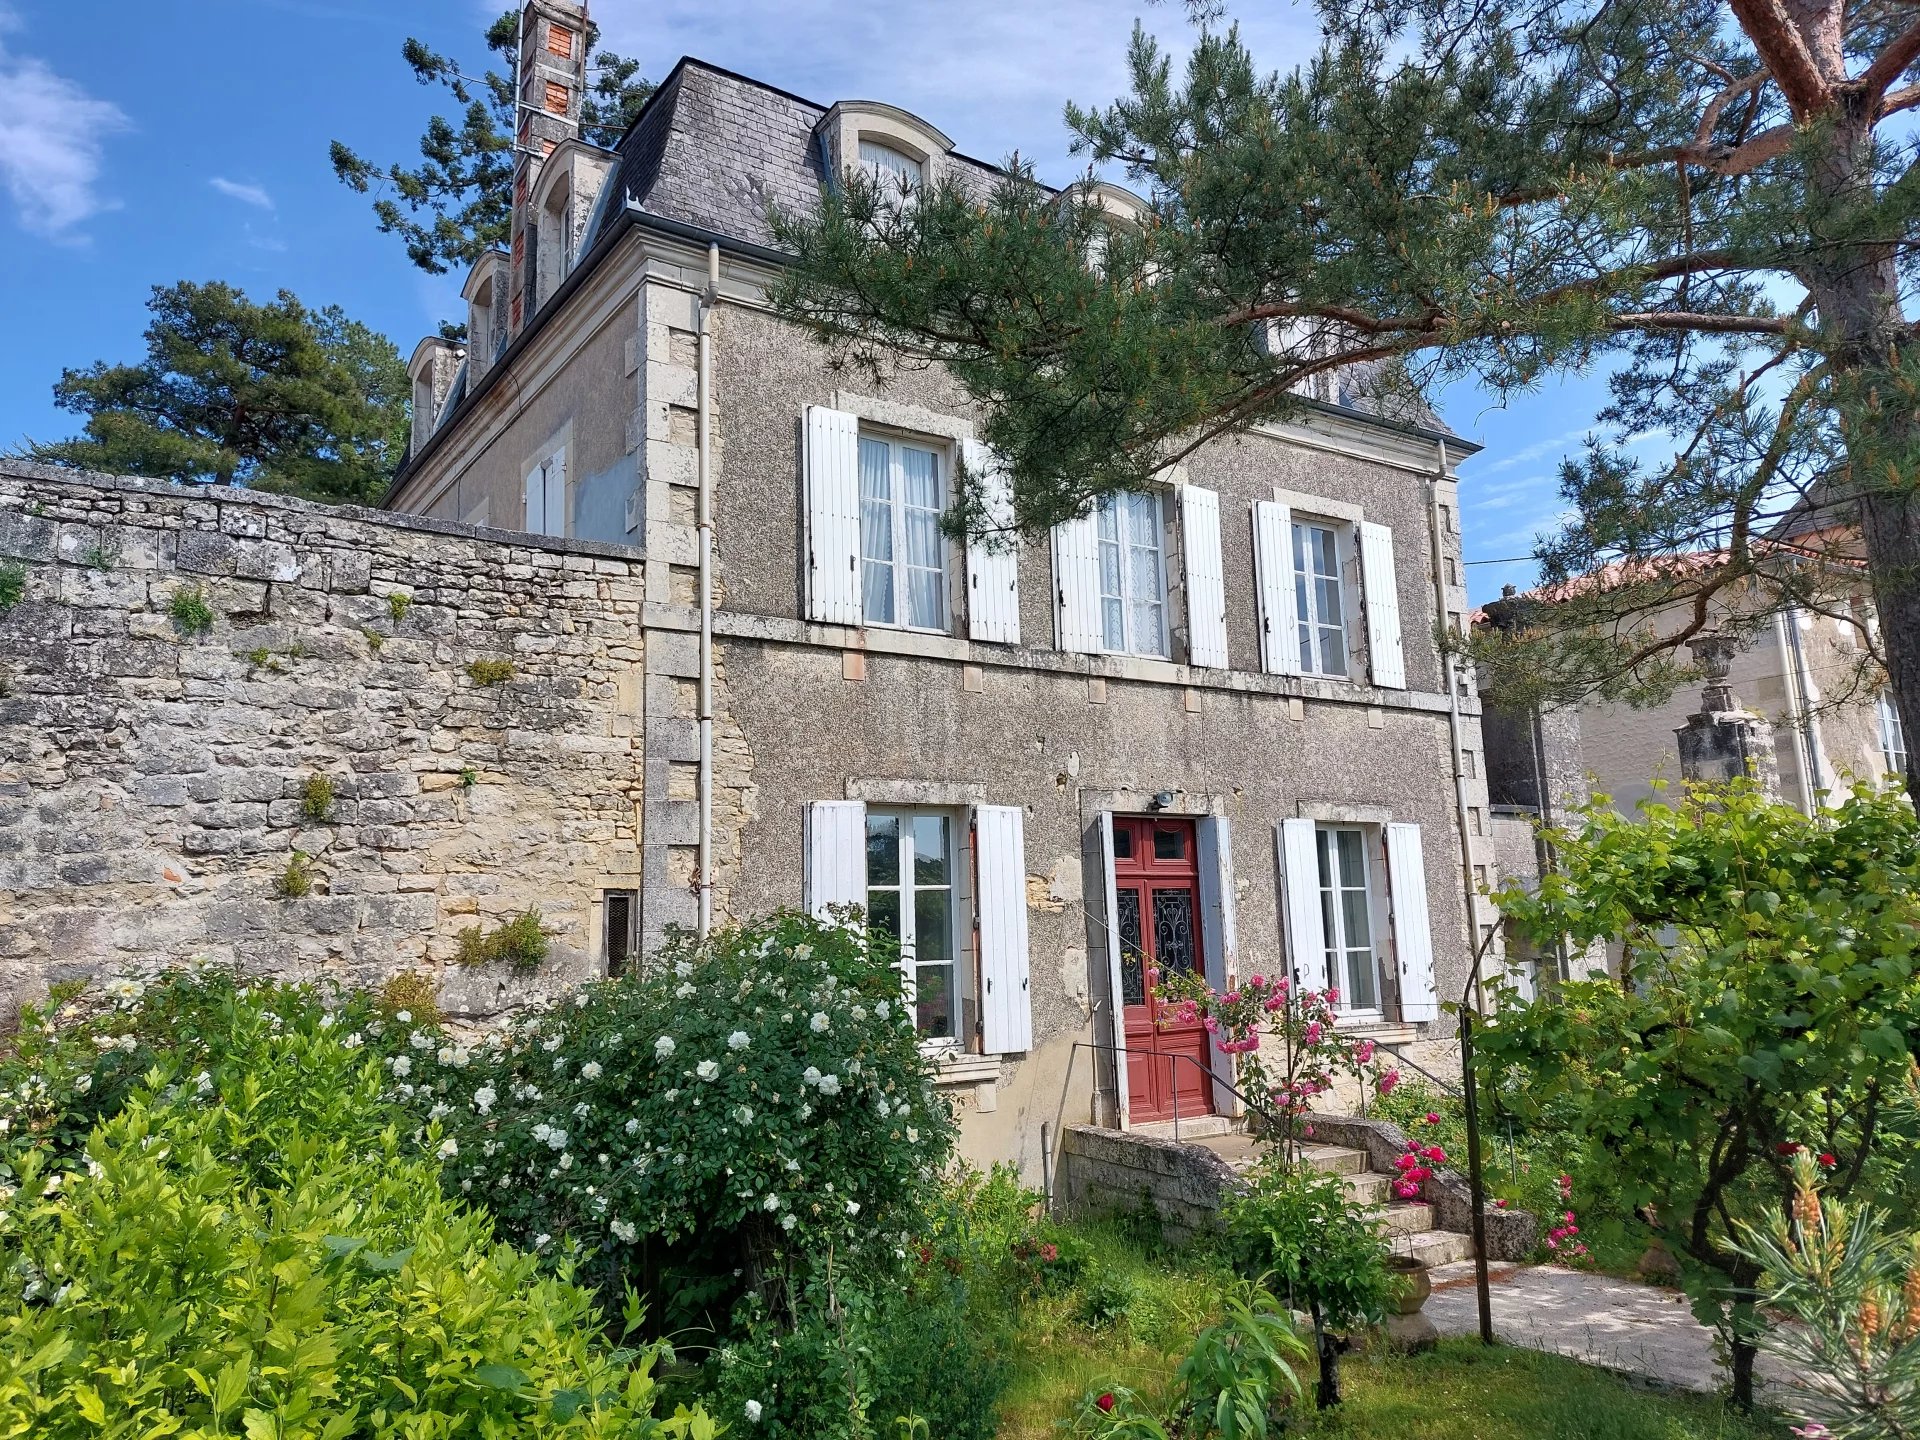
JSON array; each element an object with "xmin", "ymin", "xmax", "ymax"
[
  {"xmin": 1674, "ymin": 634, "xmax": 1783, "ymax": 796},
  {"xmin": 507, "ymin": 0, "xmax": 589, "ymax": 339}
]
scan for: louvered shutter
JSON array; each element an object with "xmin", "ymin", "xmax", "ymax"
[
  {"xmin": 1385, "ymin": 822, "xmax": 1438, "ymax": 1021},
  {"xmin": 963, "ymin": 439, "xmax": 1021, "ymax": 644},
  {"xmin": 804, "ymin": 406, "xmax": 862, "ymax": 625},
  {"xmin": 543, "ymin": 449, "xmax": 566, "ymax": 537},
  {"xmin": 1359, "ymin": 520, "xmax": 1407, "ymax": 689},
  {"xmin": 1052, "ymin": 510, "xmax": 1103, "ymax": 653},
  {"xmin": 804, "ymin": 800, "xmax": 867, "ymax": 919},
  {"xmin": 1180, "ymin": 485, "xmax": 1229, "ymax": 668},
  {"xmin": 1278, "ymin": 818, "xmax": 1329, "ymax": 991},
  {"xmin": 1253, "ymin": 500, "xmax": 1301, "ymax": 676},
  {"xmin": 975, "ymin": 804, "xmax": 1032, "ymax": 1053}
]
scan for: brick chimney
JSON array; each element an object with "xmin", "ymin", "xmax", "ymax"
[{"xmin": 507, "ymin": 0, "xmax": 589, "ymax": 339}]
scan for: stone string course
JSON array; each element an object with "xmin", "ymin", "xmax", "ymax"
[{"xmin": 0, "ymin": 463, "xmax": 646, "ymax": 1015}]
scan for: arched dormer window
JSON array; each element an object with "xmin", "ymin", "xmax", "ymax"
[{"xmin": 819, "ymin": 101, "xmax": 951, "ymax": 197}]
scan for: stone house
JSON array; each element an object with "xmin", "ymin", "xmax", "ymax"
[{"xmin": 381, "ymin": 0, "xmax": 1507, "ymax": 1179}]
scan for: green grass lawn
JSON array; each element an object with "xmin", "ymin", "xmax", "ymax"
[{"xmin": 990, "ymin": 1222, "xmax": 1792, "ymax": 1440}]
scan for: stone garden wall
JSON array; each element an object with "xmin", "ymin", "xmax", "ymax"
[{"xmin": 0, "ymin": 462, "xmax": 646, "ymax": 1017}]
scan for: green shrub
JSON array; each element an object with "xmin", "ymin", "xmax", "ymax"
[
  {"xmin": 455, "ymin": 909, "xmax": 552, "ymax": 971},
  {"xmin": 408, "ymin": 913, "xmax": 957, "ymax": 1325},
  {"xmin": 0, "ymin": 1005, "xmax": 712, "ymax": 1439},
  {"xmin": 378, "ymin": 969, "xmax": 442, "ymax": 1026},
  {"xmin": 272, "ymin": 849, "xmax": 312, "ymax": 897},
  {"xmin": 362, "ymin": 625, "xmax": 385, "ymax": 651},
  {"xmin": 1222, "ymin": 1160, "xmax": 1394, "ymax": 1408},
  {"xmin": 0, "ymin": 561, "xmax": 25, "ymax": 614},
  {"xmin": 299, "ymin": 771, "xmax": 335, "ymax": 823},
  {"xmin": 468, "ymin": 657, "xmax": 515, "ymax": 686},
  {"xmin": 167, "ymin": 584, "xmax": 214, "ymax": 637},
  {"xmin": 387, "ymin": 590, "xmax": 411, "ymax": 623}
]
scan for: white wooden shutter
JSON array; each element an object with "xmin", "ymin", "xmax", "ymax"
[
  {"xmin": 975, "ymin": 804, "xmax": 1032, "ymax": 1053},
  {"xmin": 523, "ymin": 467, "xmax": 544, "ymax": 535},
  {"xmin": 1359, "ymin": 520, "xmax": 1406, "ymax": 689},
  {"xmin": 1196, "ymin": 816, "xmax": 1239, "ymax": 1115},
  {"xmin": 805, "ymin": 406, "xmax": 862, "ymax": 626},
  {"xmin": 804, "ymin": 800, "xmax": 867, "ymax": 919},
  {"xmin": 1278, "ymin": 818, "xmax": 1329, "ymax": 991},
  {"xmin": 1180, "ymin": 485, "xmax": 1229, "ymax": 668},
  {"xmin": 1385, "ymin": 822, "xmax": 1438, "ymax": 1021},
  {"xmin": 963, "ymin": 439, "xmax": 1021, "ymax": 645},
  {"xmin": 1097, "ymin": 812, "xmax": 1131, "ymax": 1126},
  {"xmin": 1253, "ymin": 500, "xmax": 1300, "ymax": 676},
  {"xmin": 542, "ymin": 449, "xmax": 566, "ymax": 537},
  {"xmin": 1052, "ymin": 510, "xmax": 1103, "ymax": 653}
]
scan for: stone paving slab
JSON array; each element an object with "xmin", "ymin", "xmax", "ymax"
[{"xmin": 1423, "ymin": 1261, "xmax": 1792, "ymax": 1398}]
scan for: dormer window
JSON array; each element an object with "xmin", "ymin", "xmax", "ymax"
[{"xmin": 859, "ymin": 139, "xmax": 923, "ymax": 192}]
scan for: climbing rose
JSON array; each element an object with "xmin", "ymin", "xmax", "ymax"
[
  {"xmin": 1096, "ymin": 1394, "xmax": 1116, "ymax": 1414},
  {"xmin": 1818, "ymin": 1152, "xmax": 1837, "ymax": 1168}
]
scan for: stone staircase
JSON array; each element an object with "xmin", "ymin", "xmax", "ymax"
[{"xmin": 1132, "ymin": 1118, "xmax": 1476, "ymax": 1265}]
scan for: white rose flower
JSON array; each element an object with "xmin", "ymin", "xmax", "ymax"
[
  {"xmin": 793, "ymin": 944, "xmax": 813, "ymax": 961},
  {"xmin": 429, "ymin": 1102, "xmax": 451, "ymax": 1121},
  {"xmin": 558, "ymin": 1152, "xmax": 574, "ymax": 1170},
  {"xmin": 875, "ymin": 1000, "xmax": 891, "ymax": 1020},
  {"xmin": 195, "ymin": 1071, "xmax": 214, "ymax": 1095},
  {"xmin": 409, "ymin": 1030, "xmax": 432, "ymax": 1051},
  {"xmin": 745, "ymin": 1400, "xmax": 764, "ymax": 1423},
  {"xmin": 547, "ymin": 1128, "xmax": 569, "ymax": 1150},
  {"xmin": 802, "ymin": 1066, "xmax": 822, "ymax": 1087},
  {"xmin": 532, "ymin": 1122, "xmax": 552, "ymax": 1143},
  {"xmin": 534, "ymin": 1233, "xmax": 552, "ymax": 1250},
  {"xmin": 762, "ymin": 1193, "xmax": 781, "ymax": 1211},
  {"xmin": 473, "ymin": 1086, "xmax": 497, "ymax": 1113},
  {"xmin": 655, "ymin": 1036, "xmax": 676, "ymax": 1060},
  {"xmin": 436, "ymin": 1047, "xmax": 456, "ymax": 1066},
  {"xmin": 343, "ymin": 1034, "xmax": 364, "ymax": 1050},
  {"xmin": 727, "ymin": 1031, "xmax": 751, "ymax": 1051},
  {"xmin": 389, "ymin": 1056, "xmax": 412, "ymax": 1078},
  {"xmin": 624, "ymin": 1117, "xmax": 640, "ymax": 1136},
  {"xmin": 611, "ymin": 1218, "xmax": 638, "ymax": 1243},
  {"xmin": 437, "ymin": 1137, "xmax": 458, "ymax": 1159},
  {"xmin": 73, "ymin": 1075, "xmax": 92, "ymax": 1095},
  {"xmin": 780, "ymin": 1213, "xmax": 797, "ymax": 1231},
  {"xmin": 674, "ymin": 959, "xmax": 694, "ymax": 978},
  {"xmin": 696, "ymin": 1060, "xmax": 720, "ymax": 1081},
  {"xmin": 809, "ymin": 1012, "xmax": 830, "ymax": 1034},
  {"xmin": 395, "ymin": 1011, "xmax": 412, "ymax": 1025},
  {"xmin": 846, "ymin": 1200, "xmax": 860, "ymax": 1215},
  {"xmin": 580, "ymin": 1061, "xmax": 603, "ymax": 1081},
  {"xmin": 817, "ymin": 1074, "xmax": 841, "ymax": 1097},
  {"xmin": 906, "ymin": 1126, "xmax": 919, "ymax": 1143},
  {"xmin": 675, "ymin": 982, "xmax": 696, "ymax": 999}
]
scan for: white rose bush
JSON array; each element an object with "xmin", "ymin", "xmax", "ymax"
[{"xmin": 403, "ymin": 912, "xmax": 956, "ymax": 1320}]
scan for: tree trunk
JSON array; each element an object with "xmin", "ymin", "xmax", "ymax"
[
  {"xmin": 1796, "ymin": 104, "xmax": 1920, "ymax": 809},
  {"xmin": 1729, "ymin": 1331, "xmax": 1758, "ymax": 1411},
  {"xmin": 1310, "ymin": 1299, "xmax": 1342, "ymax": 1409},
  {"xmin": 1858, "ymin": 486, "xmax": 1920, "ymax": 809}
]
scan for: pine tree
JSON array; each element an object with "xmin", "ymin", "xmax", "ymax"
[
  {"xmin": 330, "ymin": 10, "xmax": 650, "ymax": 275},
  {"xmin": 769, "ymin": 0, "xmax": 1920, "ymax": 807},
  {"xmin": 22, "ymin": 281, "xmax": 410, "ymax": 505}
]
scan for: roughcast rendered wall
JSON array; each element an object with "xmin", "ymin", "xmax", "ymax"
[{"xmin": 0, "ymin": 464, "xmax": 646, "ymax": 1017}]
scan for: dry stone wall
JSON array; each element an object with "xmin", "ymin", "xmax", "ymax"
[{"xmin": 0, "ymin": 463, "xmax": 645, "ymax": 1016}]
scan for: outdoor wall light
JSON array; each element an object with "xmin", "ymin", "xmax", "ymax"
[{"xmin": 1149, "ymin": 790, "xmax": 1177, "ymax": 811}]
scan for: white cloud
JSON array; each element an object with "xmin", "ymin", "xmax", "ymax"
[
  {"xmin": 0, "ymin": 7, "xmax": 128, "ymax": 240},
  {"xmin": 210, "ymin": 176, "xmax": 275, "ymax": 211}
]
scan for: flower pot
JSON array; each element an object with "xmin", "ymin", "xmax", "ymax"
[{"xmin": 1385, "ymin": 1253, "xmax": 1432, "ymax": 1315}]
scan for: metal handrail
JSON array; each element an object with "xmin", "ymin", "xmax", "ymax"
[
  {"xmin": 1365, "ymin": 1037, "xmax": 1464, "ymax": 1100},
  {"xmin": 1071, "ymin": 1038, "xmax": 1281, "ymax": 1141}
]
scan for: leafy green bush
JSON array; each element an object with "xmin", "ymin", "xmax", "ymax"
[
  {"xmin": 455, "ymin": 908, "xmax": 552, "ymax": 970},
  {"xmin": 0, "ymin": 990, "xmax": 713, "ymax": 1439},
  {"xmin": 166, "ymin": 584, "xmax": 215, "ymax": 637},
  {"xmin": 468, "ymin": 657, "xmax": 515, "ymax": 685},
  {"xmin": 0, "ymin": 561, "xmax": 25, "ymax": 614},
  {"xmin": 405, "ymin": 913, "xmax": 956, "ymax": 1318},
  {"xmin": 1222, "ymin": 1161, "xmax": 1393, "ymax": 1408}
]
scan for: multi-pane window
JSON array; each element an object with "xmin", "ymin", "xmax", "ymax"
[
  {"xmin": 865, "ymin": 810, "xmax": 958, "ymax": 1040},
  {"xmin": 1095, "ymin": 492, "xmax": 1169, "ymax": 657},
  {"xmin": 858, "ymin": 434, "xmax": 946, "ymax": 631},
  {"xmin": 1316, "ymin": 827, "xmax": 1381, "ymax": 1014},
  {"xmin": 1880, "ymin": 693, "xmax": 1909, "ymax": 776},
  {"xmin": 859, "ymin": 139, "xmax": 923, "ymax": 191},
  {"xmin": 1292, "ymin": 520, "xmax": 1348, "ymax": 676}
]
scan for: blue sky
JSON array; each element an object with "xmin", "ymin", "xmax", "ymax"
[{"xmin": 0, "ymin": 0, "xmax": 1597, "ymax": 604}]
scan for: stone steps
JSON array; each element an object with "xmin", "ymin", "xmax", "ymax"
[{"xmin": 1176, "ymin": 1130, "xmax": 1474, "ymax": 1263}]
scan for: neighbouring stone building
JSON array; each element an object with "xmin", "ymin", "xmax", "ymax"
[
  {"xmin": 1, "ymin": 3, "xmax": 1515, "ymax": 1186},
  {"xmin": 377, "ymin": 3, "xmax": 1510, "ymax": 1181}
]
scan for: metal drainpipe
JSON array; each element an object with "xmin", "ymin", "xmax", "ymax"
[
  {"xmin": 1786, "ymin": 606, "xmax": 1832, "ymax": 806},
  {"xmin": 696, "ymin": 243, "xmax": 719, "ymax": 937},
  {"xmin": 1427, "ymin": 440, "xmax": 1489, "ymax": 1009}
]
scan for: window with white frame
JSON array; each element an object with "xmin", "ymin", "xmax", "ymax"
[
  {"xmin": 1292, "ymin": 519, "xmax": 1350, "ymax": 677},
  {"xmin": 858, "ymin": 433, "xmax": 947, "ymax": 631},
  {"xmin": 1881, "ymin": 693, "xmax": 1909, "ymax": 776},
  {"xmin": 1096, "ymin": 491, "xmax": 1169, "ymax": 657},
  {"xmin": 859, "ymin": 139, "xmax": 923, "ymax": 192},
  {"xmin": 1316, "ymin": 826, "xmax": 1383, "ymax": 1015},
  {"xmin": 524, "ymin": 447, "xmax": 566, "ymax": 538},
  {"xmin": 864, "ymin": 810, "xmax": 960, "ymax": 1040}
]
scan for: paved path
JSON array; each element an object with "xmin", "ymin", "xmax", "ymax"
[{"xmin": 1423, "ymin": 1261, "xmax": 1792, "ymax": 1399}]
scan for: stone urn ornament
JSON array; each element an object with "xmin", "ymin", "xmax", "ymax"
[{"xmin": 1381, "ymin": 1252, "xmax": 1439, "ymax": 1351}]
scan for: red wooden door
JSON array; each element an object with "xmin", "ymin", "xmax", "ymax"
[{"xmin": 1115, "ymin": 816, "xmax": 1215, "ymax": 1124}]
